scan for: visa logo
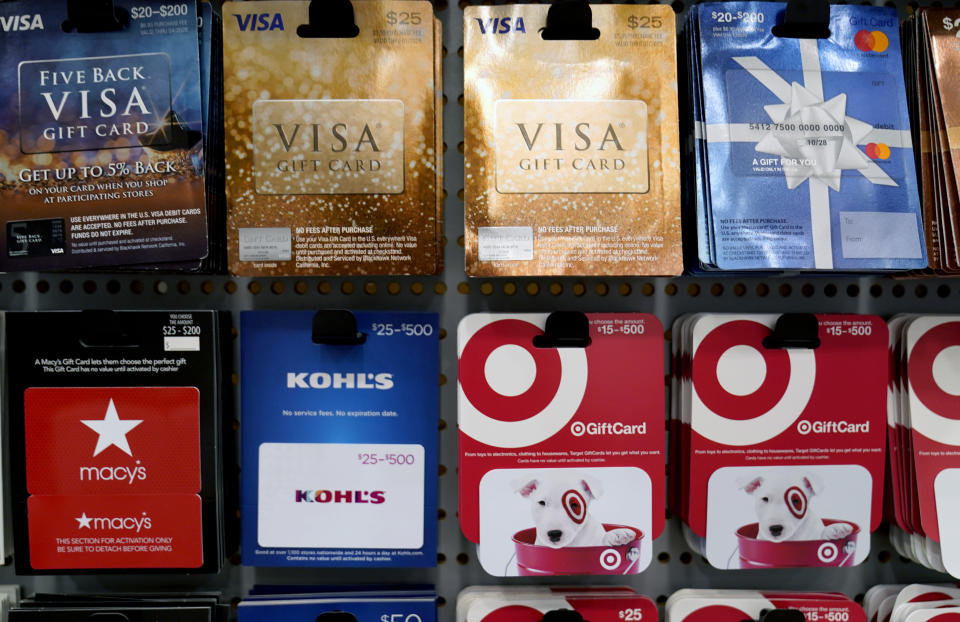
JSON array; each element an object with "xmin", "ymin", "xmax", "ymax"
[
  {"xmin": 475, "ymin": 16, "xmax": 526, "ymax": 34},
  {"xmin": 0, "ymin": 14, "xmax": 44, "ymax": 32},
  {"xmin": 234, "ymin": 13, "xmax": 284, "ymax": 31}
]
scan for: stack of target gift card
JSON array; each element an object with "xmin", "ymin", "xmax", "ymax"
[
  {"xmin": 238, "ymin": 586, "xmax": 436, "ymax": 621},
  {"xmin": 864, "ymin": 584, "xmax": 960, "ymax": 622},
  {"xmin": 683, "ymin": 2, "xmax": 926, "ymax": 272},
  {"xmin": 886, "ymin": 316, "xmax": 960, "ymax": 576},
  {"xmin": 670, "ymin": 313, "xmax": 888, "ymax": 568},
  {"xmin": 457, "ymin": 312, "xmax": 665, "ymax": 576},
  {"xmin": 457, "ymin": 586, "xmax": 656, "ymax": 622},
  {"xmin": 9, "ymin": 592, "xmax": 228, "ymax": 621},
  {"xmin": 903, "ymin": 10, "xmax": 960, "ymax": 274},
  {"xmin": 5, "ymin": 311, "xmax": 232, "ymax": 574},
  {"xmin": 666, "ymin": 590, "xmax": 865, "ymax": 622}
]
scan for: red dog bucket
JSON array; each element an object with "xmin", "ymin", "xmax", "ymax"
[
  {"xmin": 737, "ymin": 519, "xmax": 860, "ymax": 568},
  {"xmin": 513, "ymin": 524, "xmax": 644, "ymax": 575}
]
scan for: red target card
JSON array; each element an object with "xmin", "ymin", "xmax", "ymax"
[
  {"xmin": 904, "ymin": 316, "xmax": 960, "ymax": 577},
  {"xmin": 458, "ymin": 588, "xmax": 656, "ymax": 622},
  {"xmin": 457, "ymin": 313, "xmax": 663, "ymax": 576},
  {"xmin": 676, "ymin": 314, "xmax": 887, "ymax": 569}
]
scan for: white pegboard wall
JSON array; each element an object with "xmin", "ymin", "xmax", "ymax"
[{"xmin": 0, "ymin": 0, "xmax": 958, "ymax": 618}]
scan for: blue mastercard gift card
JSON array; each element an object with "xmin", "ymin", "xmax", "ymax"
[{"xmin": 694, "ymin": 2, "xmax": 926, "ymax": 271}]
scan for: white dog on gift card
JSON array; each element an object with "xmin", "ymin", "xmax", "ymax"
[
  {"xmin": 741, "ymin": 472, "xmax": 854, "ymax": 542},
  {"xmin": 513, "ymin": 472, "xmax": 636, "ymax": 548}
]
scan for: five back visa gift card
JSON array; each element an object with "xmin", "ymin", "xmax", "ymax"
[
  {"xmin": 5, "ymin": 311, "xmax": 229, "ymax": 574},
  {"xmin": 240, "ymin": 311, "xmax": 439, "ymax": 567},
  {"xmin": 223, "ymin": 1, "xmax": 443, "ymax": 276},
  {"xmin": 670, "ymin": 314, "xmax": 888, "ymax": 569},
  {"xmin": 688, "ymin": 3, "xmax": 926, "ymax": 272},
  {"xmin": 457, "ymin": 313, "xmax": 664, "ymax": 576},
  {"xmin": 0, "ymin": 0, "xmax": 208, "ymax": 271},
  {"xmin": 464, "ymin": 4, "xmax": 682, "ymax": 277}
]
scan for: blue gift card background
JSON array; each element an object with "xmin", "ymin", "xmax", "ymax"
[
  {"xmin": 240, "ymin": 310, "xmax": 439, "ymax": 568},
  {"xmin": 696, "ymin": 2, "xmax": 926, "ymax": 270}
]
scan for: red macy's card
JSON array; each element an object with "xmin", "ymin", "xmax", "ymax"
[
  {"xmin": 24, "ymin": 387, "xmax": 201, "ymax": 495},
  {"xmin": 27, "ymin": 494, "xmax": 203, "ymax": 569}
]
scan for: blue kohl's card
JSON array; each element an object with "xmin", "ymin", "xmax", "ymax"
[
  {"xmin": 238, "ymin": 596, "xmax": 437, "ymax": 622},
  {"xmin": 240, "ymin": 311, "xmax": 438, "ymax": 568}
]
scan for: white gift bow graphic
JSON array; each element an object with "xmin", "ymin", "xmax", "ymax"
[{"xmin": 698, "ymin": 39, "xmax": 912, "ymax": 269}]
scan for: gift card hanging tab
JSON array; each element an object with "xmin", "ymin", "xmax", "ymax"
[
  {"xmin": 316, "ymin": 613, "xmax": 359, "ymax": 622},
  {"xmin": 540, "ymin": 0, "xmax": 599, "ymax": 40},
  {"xmin": 297, "ymin": 0, "xmax": 359, "ymax": 38},
  {"xmin": 772, "ymin": 0, "xmax": 831, "ymax": 39},
  {"xmin": 533, "ymin": 312, "xmax": 592, "ymax": 349},
  {"xmin": 62, "ymin": 0, "xmax": 130, "ymax": 32},
  {"xmin": 78, "ymin": 311, "xmax": 142, "ymax": 349},
  {"xmin": 541, "ymin": 611, "xmax": 587, "ymax": 622},
  {"xmin": 763, "ymin": 314, "xmax": 822, "ymax": 350},
  {"xmin": 312, "ymin": 310, "xmax": 366, "ymax": 346}
]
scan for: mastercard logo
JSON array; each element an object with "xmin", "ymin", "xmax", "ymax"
[
  {"xmin": 864, "ymin": 143, "xmax": 891, "ymax": 160},
  {"xmin": 854, "ymin": 29, "xmax": 889, "ymax": 52}
]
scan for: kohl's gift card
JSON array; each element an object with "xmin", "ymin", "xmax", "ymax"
[{"xmin": 257, "ymin": 442, "xmax": 424, "ymax": 550}]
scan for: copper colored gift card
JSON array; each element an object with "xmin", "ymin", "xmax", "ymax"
[
  {"xmin": 223, "ymin": 1, "xmax": 441, "ymax": 276},
  {"xmin": 464, "ymin": 5, "xmax": 682, "ymax": 277}
]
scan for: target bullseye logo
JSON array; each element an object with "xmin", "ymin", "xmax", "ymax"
[
  {"xmin": 908, "ymin": 319, "xmax": 960, "ymax": 443},
  {"xmin": 562, "ymin": 489, "xmax": 586, "ymax": 524},
  {"xmin": 459, "ymin": 317, "xmax": 588, "ymax": 448},
  {"xmin": 599, "ymin": 548, "xmax": 622, "ymax": 570},
  {"xmin": 784, "ymin": 486, "xmax": 807, "ymax": 519},
  {"xmin": 691, "ymin": 318, "xmax": 816, "ymax": 446},
  {"xmin": 817, "ymin": 542, "xmax": 839, "ymax": 564}
]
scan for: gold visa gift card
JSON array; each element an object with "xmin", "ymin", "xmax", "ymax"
[
  {"xmin": 464, "ymin": 4, "xmax": 682, "ymax": 277},
  {"xmin": 223, "ymin": 1, "xmax": 441, "ymax": 275}
]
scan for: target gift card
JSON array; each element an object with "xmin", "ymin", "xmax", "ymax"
[
  {"xmin": 457, "ymin": 313, "xmax": 664, "ymax": 576},
  {"xmin": 674, "ymin": 314, "xmax": 888, "ymax": 569}
]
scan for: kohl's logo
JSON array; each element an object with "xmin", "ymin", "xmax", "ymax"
[
  {"xmin": 0, "ymin": 14, "xmax": 43, "ymax": 32},
  {"xmin": 797, "ymin": 420, "xmax": 870, "ymax": 435},
  {"xmin": 75, "ymin": 511, "xmax": 152, "ymax": 532},
  {"xmin": 286, "ymin": 372, "xmax": 394, "ymax": 390},
  {"xmin": 234, "ymin": 13, "xmax": 284, "ymax": 31},
  {"xmin": 295, "ymin": 489, "xmax": 386, "ymax": 504},
  {"xmin": 475, "ymin": 16, "xmax": 526, "ymax": 34}
]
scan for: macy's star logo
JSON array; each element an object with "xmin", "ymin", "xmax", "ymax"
[
  {"xmin": 80, "ymin": 399, "xmax": 143, "ymax": 457},
  {"xmin": 75, "ymin": 513, "xmax": 92, "ymax": 529}
]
